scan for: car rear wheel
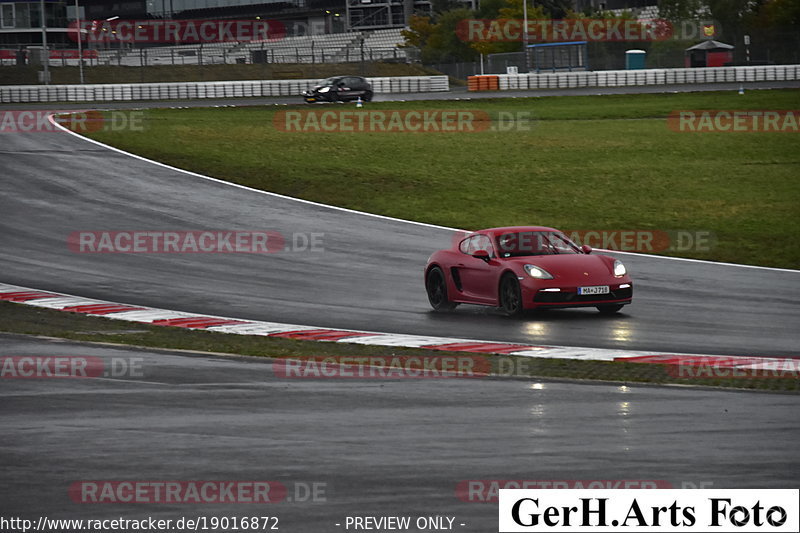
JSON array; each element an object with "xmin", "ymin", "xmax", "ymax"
[
  {"xmin": 597, "ymin": 304, "xmax": 624, "ymax": 314},
  {"xmin": 363, "ymin": 91, "xmax": 373, "ymax": 102},
  {"xmin": 426, "ymin": 267, "xmax": 457, "ymax": 311},
  {"xmin": 500, "ymin": 274, "xmax": 523, "ymax": 316}
]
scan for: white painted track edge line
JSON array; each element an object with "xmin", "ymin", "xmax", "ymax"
[
  {"xmin": 596, "ymin": 249, "xmax": 799, "ymax": 273},
  {"xmin": 49, "ymin": 114, "xmax": 797, "ymax": 273}
]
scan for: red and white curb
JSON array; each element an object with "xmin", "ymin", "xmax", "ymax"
[{"xmin": 1, "ymin": 282, "xmax": 796, "ymax": 372}]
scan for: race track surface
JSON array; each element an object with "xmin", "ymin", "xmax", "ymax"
[
  {"xmin": 2, "ymin": 83, "xmax": 799, "ymax": 532},
  {"xmin": 0, "ymin": 125, "xmax": 798, "ymax": 358},
  {"xmin": 0, "ymin": 80, "xmax": 798, "ymax": 111},
  {"xmin": 2, "ymin": 335, "xmax": 798, "ymax": 529}
]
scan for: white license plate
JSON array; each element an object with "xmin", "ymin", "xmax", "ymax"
[{"xmin": 578, "ymin": 285, "xmax": 610, "ymax": 295}]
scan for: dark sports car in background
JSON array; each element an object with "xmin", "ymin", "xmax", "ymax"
[
  {"xmin": 425, "ymin": 226, "xmax": 633, "ymax": 316},
  {"xmin": 302, "ymin": 76, "xmax": 374, "ymax": 103}
]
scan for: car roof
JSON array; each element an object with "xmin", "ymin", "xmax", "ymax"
[{"xmin": 476, "ymin": 226, "xmax": 561, "ymax": 235}]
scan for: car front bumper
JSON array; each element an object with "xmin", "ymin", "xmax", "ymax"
[
  {"xmin": 302, "ymin": 91, "xmax": 333, "ymax": 103},
  {"xmin": 523, "ymin": 282, "xmax": 633, "ymax": 309}
]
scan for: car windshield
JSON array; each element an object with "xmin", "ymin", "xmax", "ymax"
[
  {"xmin": 319, "ymin": 77, "xmax": 341, "ymax": 86},
  {"xmin": 494, "ymin": 231, "xmax": 580, "ymax": 257}
]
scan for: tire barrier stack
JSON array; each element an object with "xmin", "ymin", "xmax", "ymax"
[
  {"xmin": 0, "ymin": 75, "xmax": 450, "ymax": 103},
  {"xmin": 467, "ymin": 75, "xmax": 500, "ymax": 91},
  {"xmin": 473, "ymin": 65, "xmax": 800, "ymax": 91}
]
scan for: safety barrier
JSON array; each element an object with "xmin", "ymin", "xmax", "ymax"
[
  {"xmin": 0, "ymin": 75, "xmax": 450, "ymax": 103},
  {"xmin": 491, "ymin": 65, "xmax": 800, "ymax": 91},
  {"xmin": 467, "ymin": 75, "xmax": 499, "ymax": 91}
]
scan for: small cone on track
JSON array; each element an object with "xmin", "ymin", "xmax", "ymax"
[
  {"xmin": 356, "ymin": 97, "xmax": 363, "ymax": 108},
  {"xmin": 738, "ymin": 84, "xmax": 745, "ymax": 95}
]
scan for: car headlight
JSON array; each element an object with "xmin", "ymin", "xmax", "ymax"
[
  {"xmin": 613, "ymin": 260, "xmax": 627, "ymax": 277},
  {"xmin": 524, "ymin": 264, "xmax": 554, "ymax": 279},
  {"xmin": 318, "ymin": 86, "xmax": 330, "ymax": 93}
]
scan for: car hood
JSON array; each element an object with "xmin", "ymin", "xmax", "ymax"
[{"xmin": 503, "ymin": 254, "xmax": 622, "ymax": 283}]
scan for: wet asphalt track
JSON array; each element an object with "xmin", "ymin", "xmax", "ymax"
[
  {"xmin": 1, "ymin": 334, "xmax": 798, "ymax": 529},
  {"xmin": 0, "ymin": 117, "xmax": 798, "ymax": 357},
  {"xmin": 0, "ymin": 80, "xmax": 798, "ymax": 111},
  {"xmin": 1, "ymin": 82, "xmax": 799, "ymax": 531}
]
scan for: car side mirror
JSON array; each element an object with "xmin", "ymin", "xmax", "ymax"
[
  {"xmin": 472, "ymin": 249, "xmax": 490, "ymax": 261},
  {"xmin": 581, "ymin": 245, "xmax": 592, "ymax": 254}
]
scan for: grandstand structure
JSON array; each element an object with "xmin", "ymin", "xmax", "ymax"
[
  {"xmin": 0, "ymin": 27, "xmax": 410, "ymax": 67},
  {"xmin": 608, "ymin": 5, "xmax": 659, "ymax": 19},
  {"xmin": 1, "ymin": 0, "xmax": 671, "ymax": 69},
  {"xmin": 0, "ymin": 0, "xmax": 415, "ymax": 67}
]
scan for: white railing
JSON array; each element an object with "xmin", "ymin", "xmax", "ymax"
[
  {"xmin": 0, "ymin": 75, "xmax": 450, "ymax": 103},
  {"xmin": 496, "ymin": 65, "xmax": 800, "ymax": 90}
]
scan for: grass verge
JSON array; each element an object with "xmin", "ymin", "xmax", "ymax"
[
  {"xmin": 2, "ymin": 301, "xmax": 797, "ymax": 392},
  {"xmin": 85, "ymin": 89, "xmax": 800, "ymax": 268}
]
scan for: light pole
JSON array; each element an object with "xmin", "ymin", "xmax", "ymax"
[
  {"xmin": 522, "ymin": 0, "xmax": 529, "ymax": 72},
  {"xmin": 75, "ymin": 0, "xmax": 84, "ymax": 83},
  {"xmin": 522, "ymin": 0, "xmax": 528, "ymax": 50},
  {"xmin": 106, "ymin": 15, "xmax": 120, "ymax": 63},
  {"xmin": 40, "ymin": 0, "xmax": 49, "ymax": 84}
]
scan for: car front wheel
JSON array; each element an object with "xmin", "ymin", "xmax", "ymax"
[
  {"xmin": 500, "ymin": 274, "xmax": 523, "ymax": 316},
  {"xmin": 426, "ymin": 267, "xmax": 457, "ymax": 311}
]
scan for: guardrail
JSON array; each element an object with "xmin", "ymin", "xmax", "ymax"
[
  {"xmin": 0, "ymin": 75, "xmax": 450, "ymax": 103},
  {"xmin": 467, "ymin": 65, "xmax": 800, "ymax": 91}
]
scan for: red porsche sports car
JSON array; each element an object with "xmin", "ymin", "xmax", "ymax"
[{"xmin": 424, "ymin": 226, "xmax": 632, "ymax": 315}]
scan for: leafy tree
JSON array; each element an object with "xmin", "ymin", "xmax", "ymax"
[
  {"xmin": 706, "ymin": 0, "xmax": 758, "ymax": 41},
  {"xmin": 534, "ymin": 0, "xmax": 574, "ymax": 18},
  {"xmin": 401, "ymin": 14, "xmax": 437, "ymax": 49},
  {"xmin": 476, "ymin": 0, "xmax": 508, "ymax": 18},
  {"xmin": 747, "ymin": 0, "xmax": 800, "ymax": 28},
  {"xmin": 658, "ymin": 0, "xmax": 704, "ymax": 21},
  {"xmin": 402, "ymin": 9, "xmax": 482, "ymax": 62}
]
